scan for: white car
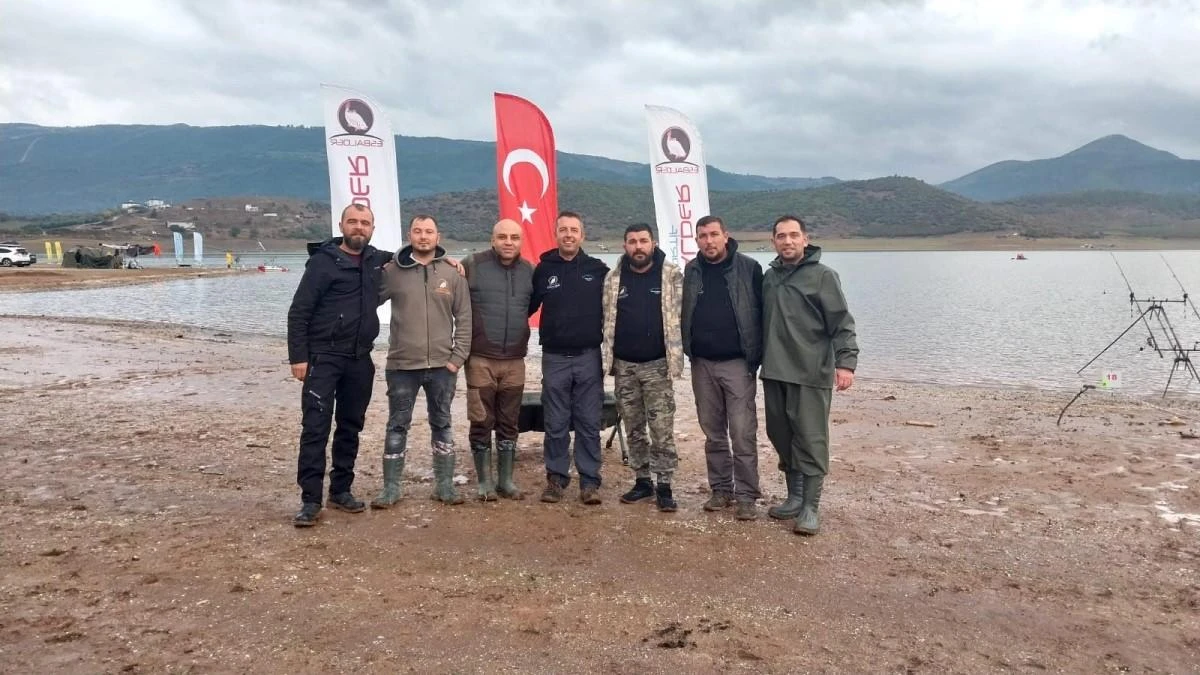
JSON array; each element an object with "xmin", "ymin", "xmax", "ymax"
[{"xmin": 0, "ymin": 245, "xmax": 33, "ymax": 267}]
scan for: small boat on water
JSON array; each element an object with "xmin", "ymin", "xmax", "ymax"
[
  {"xmin": 1013, "ymin": 253, "xmax": 1027, "ymax": 260},
  {"xmin": 257, "ymin": 264, "xmax": 290, "ymax": 272}
]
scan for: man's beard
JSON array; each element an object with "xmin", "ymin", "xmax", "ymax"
[
  {"xmin": 344, "ymin": 234, "xmax": 368, "ymax": 252},
  {"xmin": 629, "ymin": 252, "xmax": 652, "ymax": 270}
]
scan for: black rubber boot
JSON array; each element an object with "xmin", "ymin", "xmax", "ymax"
[
  {"xmin": 767, "ymin": 471, "xmax": 804, "ymax": 520},
  {"xmin": 371, "ymin": 456, "xmax": 405, "ymax": 509},
  {"xmin": 495, "ymin": 440, "xmax": 523, "ymax": 500},
  {"xmin": 431, "ymin": 448, "xmax": 465, "ymax": 505},
  {"xmin": 472, "ymin": 443, "xmax": 498, "ymax": 502},
  {"xmin": 793, "ymin": 475, "xmax": 825, "ymax": 535}
]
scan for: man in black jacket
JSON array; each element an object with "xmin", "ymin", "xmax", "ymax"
[
  {"xmin": 286, "ymin": 204, "xmax": 390, "ymax": 527},
  {"xmin": 528, "ymin": 211, "xmax": 610, "ymax": 504},
  {"xmin": 681, "ymin": 215, "xmax": 764, "ymax": 521}
]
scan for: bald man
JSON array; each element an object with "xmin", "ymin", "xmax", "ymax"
[{"xmin": 461, "ymin": 219, "xmax": 535, "ymax": 500}]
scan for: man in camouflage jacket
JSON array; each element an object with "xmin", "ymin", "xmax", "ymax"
[{"xmin": 601, "ymin": 224, "xmax": 684, "ymax": 512}]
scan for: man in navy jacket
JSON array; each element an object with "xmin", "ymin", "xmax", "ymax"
[{"xmin": 528, "ymin": 211, "xmax": 610, "ymax": 504}]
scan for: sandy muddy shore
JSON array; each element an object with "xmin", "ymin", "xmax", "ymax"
[
  {"xmin": 0, "ymin": 267, "xmax": 249, "ymax": 293},
  {"xmin": 0, "ymin": 316, "xmax": 1198, "ymax": 672}
]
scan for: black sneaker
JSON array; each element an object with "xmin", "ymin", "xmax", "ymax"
[
  {"xmin": 655, "ymin": 483, "xmax": 678, "ymax": 512},
  {"xmin": 293, "ymin": 502, "xmax": 321, "ymax": 527},
  {"xmin": 328, "ymin": 492, "xmax": 366, "ymax": 513},
  {"xmin": 619, "ymin": 478, "xmax": 655, "ymax": 504}
]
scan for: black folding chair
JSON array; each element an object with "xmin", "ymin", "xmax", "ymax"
[{"xmin": 518, "ymin": 390, "xmax": 628, "ymax": 465}]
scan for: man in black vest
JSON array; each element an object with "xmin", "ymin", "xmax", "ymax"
[
  {"xmin": 461, "ymin": 219, "xmax": 534, "ymax": 501},
  {"xmin": 529, "ymin": 211, "xmax": 610, "ymax": 504},
  {"xmin": 286, "ymin": 204, "xmax": 390, "ymax": 527},
  {"xmin": 681, "ymin": 215, "xmax": 764, "ymax": 521}
]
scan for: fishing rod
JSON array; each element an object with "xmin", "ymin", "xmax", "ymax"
[
  {"xmin": 1072, "ymin": 253, "xmax": 1200, "ymax": 401},
  {"xmin": 1160, "ymin": 254, "xmax": 1200, "ymax": 325}
]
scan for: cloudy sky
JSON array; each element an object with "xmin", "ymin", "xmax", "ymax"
[{"xmin": 2, "ymin": 0, "xmax": 1199, "ymax": 182}]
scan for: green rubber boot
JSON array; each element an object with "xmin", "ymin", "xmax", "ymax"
[
  {"xmin": 431, "ymin": 445, "xmax": 465, "ymax": 505},
  {"xmin": 495, "ymin": 440, "xmax": 524, "ymax": 500},
  {"xmin": 472, "ymin": 443, "xmax": 498, "ymax": 501},
  {"xmin": 370, "ymin": 455, "xmax": 405, "ymax": 509},
  {"xmin": 767, "ymin": 471, "xmax": 804, "ymax": 520},
  {"xmin": 793, "ymin": 474, "xmax": 825, "ymax": 535}
]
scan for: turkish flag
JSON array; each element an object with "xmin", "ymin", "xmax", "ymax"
[{"xmin": 494, "ymin": 92, "xmax": 558, "ymax": 327}]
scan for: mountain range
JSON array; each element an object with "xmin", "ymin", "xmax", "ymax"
[
  {"xmin": 2, "ymin": 124, "xmax": 1199, "ymax": 240},
  {"xmin": 939, "ymin": 134, "xmax": 1200, "ymax": 201},
  {"xmin": 0, "ymin": 123, "xmax": 835, "ymax": 215}
]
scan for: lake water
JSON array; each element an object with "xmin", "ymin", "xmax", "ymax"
[{"xmin": 5, "ymin": 250, "xmax": 1200, "ymax": 396}]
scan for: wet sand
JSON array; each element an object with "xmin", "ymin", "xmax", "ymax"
[
  {"xmin": 1, "ymin": 316, "xmax": 1198, "ymax": 672},
  {"xmin": 0, "ymin": 267, "xmax": 249, "ymax": 293}
]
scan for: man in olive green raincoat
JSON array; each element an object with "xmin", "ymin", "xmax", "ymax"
[{"xmin": 761, "ymin": 215, "xmax": 858, "ymax": 535}]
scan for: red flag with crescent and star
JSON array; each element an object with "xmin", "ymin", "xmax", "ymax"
[{"xmin": 494, "ymin": 92, "xmax": 558, "ymax": 327}]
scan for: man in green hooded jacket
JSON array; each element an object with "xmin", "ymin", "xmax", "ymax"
[{"xmin": 761, "ymin": 215, "xmax": 858, "ymax": 535}]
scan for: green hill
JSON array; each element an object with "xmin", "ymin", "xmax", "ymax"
[
  {"xmin": 941, "ymin": 135, "xmax": 1200, "ymax": 201},
  {"xmin": 715, "ymin": 177, "xmax": 1020, "ymax": 237},
  {"xmin": 11, "ymin": 181, "xmax": 1200, "ymax": 243},
  {"xmin": 0, "ymin": 123, "xmax": 837, "ymax": 215},
  {"xmin": 407, "ymin": 179, "xmax": 1200, "ymax": 241},
  {"xmin": 1002, "ymin": 190, "xmax": 1200, "ymax": 238},
  {"xmin": 404, "ymin": 177, "xmax": 1025, "ymax": 240}
]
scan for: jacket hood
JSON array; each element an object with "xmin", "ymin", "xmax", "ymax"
[
  {"xmin": 695, "ymin": 237, "xmax": 739, "ymax": 268},
  {"xmin": 395, "ymin": 244, "xmax": 448, "ymax": 268},
  {"xmin": 770, "ymin": 244, "xmax": 822, "ymax": 270},
  {"xmin": 308, "ymin": 237, "xmax": 378, "ymax": 260},
  {"xmin": 622, "ymin": 246, "xmax": 667, "ymax": 272}
]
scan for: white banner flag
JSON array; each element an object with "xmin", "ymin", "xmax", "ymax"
[
  {"xmin": 321, "ymin": 84, "xmax": 403, "ymax": 327},
  {"xmin": 321, "ymin": 84, "xmax": 403, "ymax": 254},
  {"xmin": 645, "ymin": 105, "xmax": 710, "ymax": 266}
]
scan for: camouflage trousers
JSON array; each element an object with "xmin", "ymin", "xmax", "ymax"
[{"xmin": 613, "ymin": 358, "xmax": 678, "ymax": 483}]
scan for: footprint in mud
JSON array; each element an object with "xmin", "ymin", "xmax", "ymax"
[
  {"xmin": 643, "ymin": 618, "xmax": 732, "ymax": 649},
  {"xmin": 645, "ymin": 622, "xmax": 693, "ymax": 649}
]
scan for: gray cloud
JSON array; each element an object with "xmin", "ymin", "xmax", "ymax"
[{"xmin": 2, "ymin": 0, "xmax": 1199, "ymax": 182}]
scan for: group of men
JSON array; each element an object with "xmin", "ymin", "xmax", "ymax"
[{"xmin": 286, "ymin": 203, "xmax": 858, "ymax": 536}]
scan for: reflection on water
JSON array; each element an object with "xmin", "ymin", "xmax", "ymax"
[{"xmin": 5, "ymin": 250, "xmax": 1200, "ymax": 395}]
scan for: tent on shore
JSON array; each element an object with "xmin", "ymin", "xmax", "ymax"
[{"xmin": 59, "ymin": 246, "xmax": 122, "ymax": 269}]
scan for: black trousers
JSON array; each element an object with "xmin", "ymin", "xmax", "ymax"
[{"xmin": 297, "ymin": 353, "xmax": 376, "ymax": 504}]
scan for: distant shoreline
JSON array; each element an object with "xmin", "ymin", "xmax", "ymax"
[
  {"xmin": 6, "ymin": 232, "xmax": 1200, "ymax": 257},
  {"xmin": 201, "ymin": 232, "xmax": 1200, "ymax": 254},
  {"xmin": 0, "ymin": 267, "xmax": 249, "ymax": 294}
]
